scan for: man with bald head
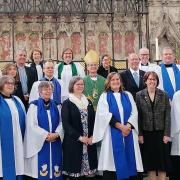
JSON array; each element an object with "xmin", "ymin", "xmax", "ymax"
[
  {"xmin": 120, "ymin": 53, "xmax": 146, "ymax": 99},
  {"xmin": 139, "ymin": 47, "xmax": 157, "ymax": 72}
]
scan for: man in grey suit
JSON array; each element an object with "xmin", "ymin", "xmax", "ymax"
[{"xmin": 15, "ymin": 48, "xmax": 36, "ymax": 109}]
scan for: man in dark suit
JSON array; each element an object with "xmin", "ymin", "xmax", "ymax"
[
  {"xmin": 120, "ymin": 53, "xmax": 146, "ymax": 180},
  {"xmin": 120, "ymin": 53, "xmax": 146, "ymax": 100},
  {"xmin": 15, "ymin": 48, "xmax": 36, "ymax": 110}
]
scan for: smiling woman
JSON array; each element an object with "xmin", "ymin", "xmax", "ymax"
[
  {"xmin": 92, "ymin": 72, "xmax": 143, "ymax": 180},
  {"xmin": 24, "ymin": 81, "xmax": 63, "ymax": 180},
  {"xmin": 136, "ymin": 71, "xmax": 171, "ymax": 180},
  {"xmin": 0, "ymin": 75, "xmax": 26, "ymax": 180},
  {"xmin": 61, "ymin": 76, "xmax": 97, "ymax": 180}
]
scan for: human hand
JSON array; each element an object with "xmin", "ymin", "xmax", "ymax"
[
  {"xmin": 24, "ymin": 94, "xmax": 29, "ymax": 101},
  {"xmin": 88, "ymin": 137, "xmax": 93, "ymax": 145},
  {"xmin": 79, "ymin": 136, "xmax": 89, "ymax": 145},
  {"xmin": 46, "ymin": 133, "xmax": 59, "ymax": 142},
  {"xmin": 163, "ymin": 136, "xmax": 170, "ymax": 144},
  {"xmin": 120, "ymin": 124, "xmax": 131, "ymax": 137},
  {"xmin": 138, "ymin": 136, "xmax": 144, "ymax": 144}
]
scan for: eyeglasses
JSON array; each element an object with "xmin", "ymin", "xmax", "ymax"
[
  {"xmin": 140, "ymin": 54, "xmax": 149, "ymax": 56},
  {"xmin": 64, "ymin": 53, "xmax": 72, "ymax": 55},
  {"xmin": 147, "ymin": 78, "xmax": 156, "ymax": 81},
  {"xmin": 5, "ymin": 81, "xmax": 15, "ymax": 86},
  {"xmin": 88, "ymin": 64, "xmax": 98, "ymax": 67}
]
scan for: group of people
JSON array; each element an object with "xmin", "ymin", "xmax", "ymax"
[{"xmin": 0, "ymin": 46, "xmax": 180, "ymax": 180}]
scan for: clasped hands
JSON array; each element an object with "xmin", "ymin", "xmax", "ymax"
[
  {"xmin": 46, "ymin": 133, "xmax": 59, "ymax": 142},
  {"xmin": 116, "ymin": 123, "xmax": 132, "ymax": 137},
  {"xmin": 79, "ymin": 136, "xmax": 93, "ymax": 145}
]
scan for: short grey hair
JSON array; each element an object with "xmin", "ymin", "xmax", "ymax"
[
  {"xmin": 16, "ymin": 48, "xmax": 27, "ymax": 55},
  {"xmin": 0, "ymin": 75, "xmax": 15, "ymax": 92},
  {"xmin": 38, "ymin": 81, "xmax": 54, "ymax": 93},
  {"xmin": 69, "ymin": 76, "xmax": 83, "ymax": 93},
  {"xmin": 161, "ymin": 47, "xmax": 173, "ymax": 55}
]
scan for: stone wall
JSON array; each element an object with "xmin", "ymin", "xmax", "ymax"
[
  {"xmin": 148, "ymin": 0, "xmax": 180, "ymax": 60},
  {"xmin": 0, "ymin": 0, "xmax": 179, "ymax": 65}
]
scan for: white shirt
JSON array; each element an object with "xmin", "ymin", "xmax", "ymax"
[
  {"xmin": 36, "ymin": 64, "xmax": 43, "ymax": 80},
  {"xmin": 29, "ymin": 77, "xmax": 62, "ymax": 103},
  {"xmin": 54, "ymin": 62, "xmax": 85, "ymax": 101},
  {"xmin": 154, "ymin": 64, "xmax": 180, "ymax": 92},
  {"xmin": 139, "ymin": 62, "xmax": 158, "ymax": 72}
]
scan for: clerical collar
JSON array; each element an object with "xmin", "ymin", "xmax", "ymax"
[
  {"xmin": 64, "ymin": 62, "xmax": 72, "ymax": 65},
  {"xmin": 0, "ymin": 93, "xmax": 12, "ymax": 99},
  {"xmin": 141, "ymin": 63, "xmax": 148, "ymax": 66},
  {"xmin": 43, "ymin": 99, "xmax": 50, "ymax": 109},
  {"xmin": 44, "ymin": 76, "xmax": 54, "ymax": 81},
  {"xmin": 165, "ymin": 64, "xmax": 173, "ymax": 68}
]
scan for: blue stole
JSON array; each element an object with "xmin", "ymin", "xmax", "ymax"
[
  {"xmin": 107, "ymin": 91, "xmax": 137, "ymax": 180},
  {"xmin": 40, "ymin": 77, "xmax": 61, "ymax": 104},
  {"xmin": 160, "ymin": 64, "xmax": 180, "ymax": 100},
  {"xmin": 0, "ymin": 95, "xmax": 25, "ymax": 180},
  {"xmin": 32, "ymin": 98, "xmax": 62, "ymax": 180}
]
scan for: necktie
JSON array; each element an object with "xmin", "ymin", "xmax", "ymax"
[{"xmin": 133, "ymin": 71, "xmax": 139, "ymax": 87}]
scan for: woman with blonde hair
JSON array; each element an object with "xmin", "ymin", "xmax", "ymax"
[{"xmin": 2, "ymin": 63, "xmax": 24, "ymax": 104}]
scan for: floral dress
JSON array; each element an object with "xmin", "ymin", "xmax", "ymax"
[{"xmin": 63, "ymin": 108, "xmax": 96, "ymax": 177}]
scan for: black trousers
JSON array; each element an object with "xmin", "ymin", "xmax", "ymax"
[
  {"xmin": 170, "ymin": 156, "xmax": 180, "ymax": 180},
  {"xmin": 103, "ymin": 171, "xmax": 141, "ymax": 180}
]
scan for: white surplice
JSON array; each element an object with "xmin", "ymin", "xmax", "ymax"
[
  {"xmin": 0, "ymin": 96, "xmax": 25, "ymax": 177},
  {"xmin": 24, "ymin": 104, "xmax": 64, "ymax": 179},
  {"xmin": 154, "ymin": 64, "xmax": 180, "ymax": 92},
  {"xmin": 54, "ymin": 62, "xmax": 85, "ymax": 101},
  {"xmin": 171, "ymin": 90, "xmax": 180, "ymax": 156},
  {"xmin": 29, "ymin": 77, "xmax": 62, "ymax": 103},
  {"xmin": 92, "ymin": 92, "xmax": 143, "ymax": 172},
  {"xmin": 139, "ymin": 62, "xmax": 158, "ymax": 72}
]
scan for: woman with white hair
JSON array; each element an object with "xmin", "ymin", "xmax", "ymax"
[{"xmin": 24, "ymin": 81, "xmax": 63, "ymax": 180}]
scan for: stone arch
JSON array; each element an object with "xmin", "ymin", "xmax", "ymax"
[{"xmin": 156, "ymin": 14, "xmax": 180, "ymax": 55}]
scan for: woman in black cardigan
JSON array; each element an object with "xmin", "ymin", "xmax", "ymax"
[
  {"xmin": 61, "ymin": 76, "xmax": 97, "ymax": 180},
  {"xmin": 29, "ymin": 48, "xmax": 43, "ymax": 81}
]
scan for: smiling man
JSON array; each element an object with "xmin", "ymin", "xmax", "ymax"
[
  {"xmin": 15, "ymin": 48, "xmax": 36, "ymax": 110},
  {"xmin": 29, "ymin": 60, "xmax": 62, "ymax": 105},
  {"xmin": 139, "ymin": 48, "xmax": 157, "ymax": 72},
  {"xmin": 120, "ymin": 53, "xmax": 146, "ymax": 100},
  {"xmin": 154, "ymin": 47, "xmax": 180, "ymax": 100}
]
